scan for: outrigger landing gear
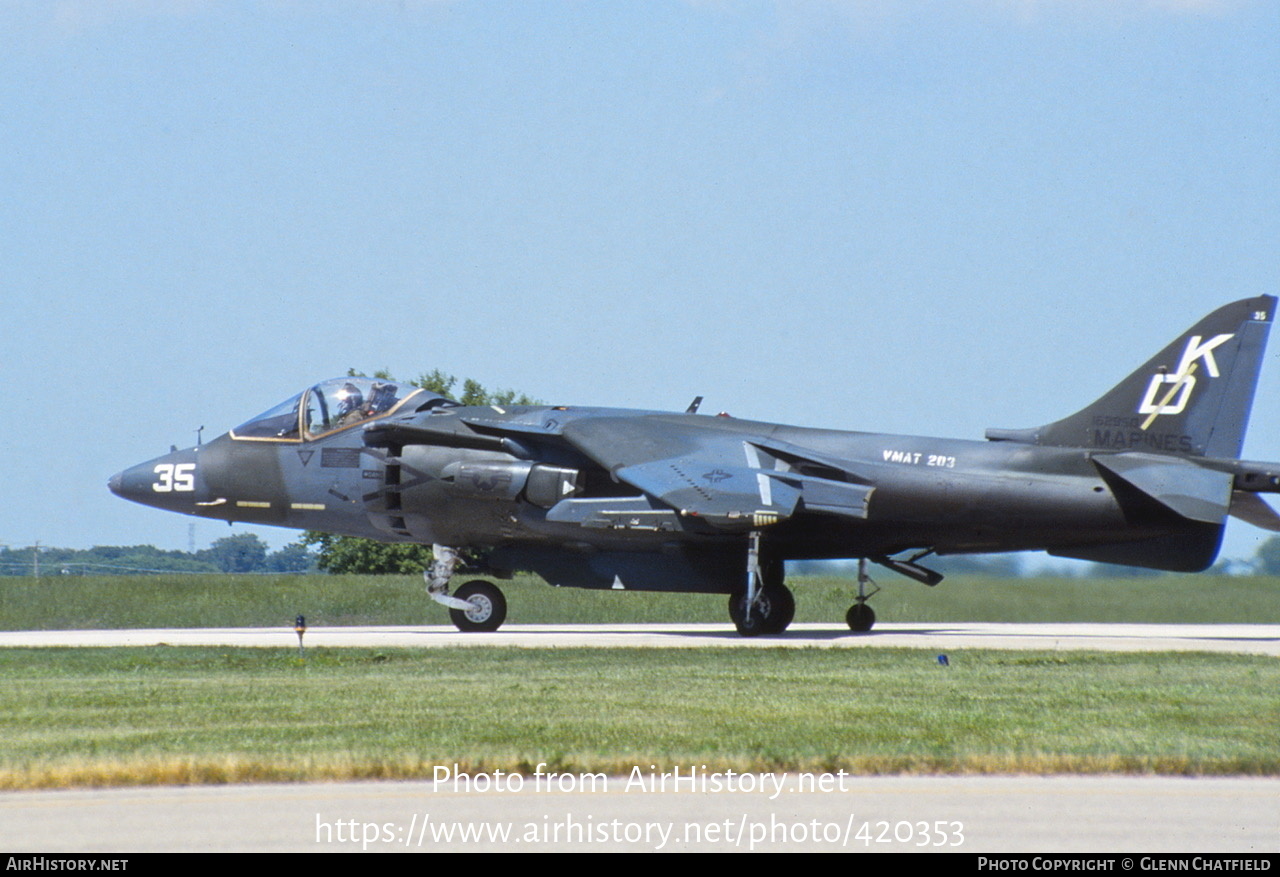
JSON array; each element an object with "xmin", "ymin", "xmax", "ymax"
[
  {"xmin": 845, "ymin": 552, "xmax": 943, "ymax": 632},
  {"xmin": 730, "ymin": 531, "xmax": 795, "ymax": 637},
  {"xmin": 424, "ymin": 544, "xmax": 509, "ymax": 632},
  {"xmin": 846, "ymin": 558, "xmax": 879, "ymax": 633}
]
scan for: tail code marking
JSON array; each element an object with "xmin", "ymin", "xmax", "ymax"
[{"xmin": 1137, "ymin": 333, "xmax": 1233, "ymax": 422}]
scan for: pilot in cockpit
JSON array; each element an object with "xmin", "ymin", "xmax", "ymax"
[
  {"xmin": 334, "ymin": 382, "xmax": 365, "ymax": 426},
  {"xmin": 367, "ymin": 382, "xmax": 399, "ymax": 416}
]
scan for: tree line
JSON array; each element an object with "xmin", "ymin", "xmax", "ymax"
[
  {"xmin": 0, "ymin": 535, "xmax": 314, "ymax": 576},
  {"xmin": 7, "ymin": 534, "xmax": 1280, "ymax": 578}
]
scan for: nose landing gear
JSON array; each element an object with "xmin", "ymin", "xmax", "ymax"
[{"xmin": 424, "ymin": 544, "xmax": 509, "ymax": 632}]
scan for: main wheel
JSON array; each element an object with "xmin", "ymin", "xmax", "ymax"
[
  {"xmin": 728, "ymin": 585, "xmax": 795, "ymax": 637},
  {"xmin": 449, "ymin": 580, "xmax": 507, "ymax": 632},
  {"xmin": 760, "ymin": 584, "xmax": 795, "ymax": 634},
  {"xmin": 846, "ymin": 602, "xmax": 875, "ymax": 633}
]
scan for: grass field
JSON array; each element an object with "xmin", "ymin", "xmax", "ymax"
[
  {"xmin": 1, "ymin": 573, "xmax": 1277, "ymax": 789},
  {"xmin": 2, "ymin": 571, "xmax": 1279, "ymax": 629},
  {"xmin": 1, "ymin": 646, "xmax": 1277, "ymax": 789}
]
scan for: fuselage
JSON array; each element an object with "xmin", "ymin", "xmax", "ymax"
[{"xmin": 110, "ymin": 400, "xmax": 1177, "ymax": 569}]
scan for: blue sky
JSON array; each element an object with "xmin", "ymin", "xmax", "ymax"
[{"xmin": 1, "ymin": 1, "xmax": 1276, "ymax": 566}]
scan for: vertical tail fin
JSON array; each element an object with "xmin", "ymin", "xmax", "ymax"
[{"xmin": 987, "ymin": 296, "xmax": 1275, "ymax": 457}]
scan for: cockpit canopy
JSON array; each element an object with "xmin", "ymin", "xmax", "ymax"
[{"xmin": 231, "ymin": 377, "xmax": 455, "ymax": 441}]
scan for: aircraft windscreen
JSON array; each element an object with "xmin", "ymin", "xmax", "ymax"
[
  {"xmin": 232, "ymin": 392, "xmax": 304, "ymax": 439},
  {"xmin": 230, "ymin": 378, "xmax": 451, "ymax": 441}
]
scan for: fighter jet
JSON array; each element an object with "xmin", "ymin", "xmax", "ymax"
[{"xmin": 111, "ymin": 297, "xmax": 1280, "ymax": 635}]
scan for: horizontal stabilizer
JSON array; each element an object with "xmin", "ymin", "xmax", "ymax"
[
  {"xmin": 1229, "ymin": 491, "xmax": 1280, "ymax": 532},
  {"xmin": 1092, "ymin": 453, "xmax": 1233, "ymax": 524}
]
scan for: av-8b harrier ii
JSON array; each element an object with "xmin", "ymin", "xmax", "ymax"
[{"xmin": 111, "ymin": 297, "xmax": 1280, "ymax": 635}]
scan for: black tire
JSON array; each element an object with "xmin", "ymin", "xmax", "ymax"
[
  {"xmin": 846, "ymin": 603, "xmax": 875, "ymax": 633},
  {"xmin": 760, "ymin": 584, "xmax": 795, "ymax": 634},
  {"xmin": 727, "ymin": 591, "xmax": 751, "ymax": 633},
  {"xmin": 728, "ymin": 585, "xmax": 795, "ymax": 637},
  {"xmin": 449, "ymin": 580, "xmax": 507, "ymax": 632}
]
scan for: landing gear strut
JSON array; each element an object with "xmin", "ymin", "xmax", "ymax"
[
  {"xmin": 845, "ymin": 558, "xmax": 879, "ymax": 633},
  {"xmin": 424, "ymin": 544, "xmax": 509, "ymax": 632},
  {"xmin": 730, "ymin": 531, "xmax": 795, "ymax": 637}
]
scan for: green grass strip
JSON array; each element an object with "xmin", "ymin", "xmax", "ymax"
[
  {"xmin": 2, "ymin": 573, "xmax": 1279, "ymax": 629},
  {"xmin": 1, "ymin": 646, "xmax": 1276, "ymax": 788}
]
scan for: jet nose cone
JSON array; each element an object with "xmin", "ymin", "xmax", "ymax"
[
  {"xmin": 110, "ymin": 462, "xmax": 156, "ymax": 504},
  {"xmin": 109, "ymin": 448, "xmax": 204, "ymax": 511}
]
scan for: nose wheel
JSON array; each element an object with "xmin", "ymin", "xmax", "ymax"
[{"xmin": 449, "ymin": 580, "xmax": 508, "ymax": 633}]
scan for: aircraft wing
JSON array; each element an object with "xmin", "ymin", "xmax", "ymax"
[{"xmin": 557, "ymin": 415, "xmax": 875, "ymax": 530}]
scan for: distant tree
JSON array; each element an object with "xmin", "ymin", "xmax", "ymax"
[
  {"xmin": 1255, "ymin": 536, "xmax": 1280, "ymax": 576},
  {"xmin": 1, "ymin": 544, "xmax": 215, "ymax": 576},
  {"xmin": 303, "ymin": 369, "xmax": 538, "ymax": 574},
  {"xmin": 414, "ymin": 369, "xmax": 457, "ymax": 397},
  {"xmin": 460, "ymin": 378, "xmax": 487, "ymax": 406},
  {"xmin": 266, "ymin": 541, "xmax": 318, "ymax": 573},
  {"xmin": 101, "ymin": 551, "xmax": 217, "ymax": 574},
  {"xmin": 198, "ymin": 533, "xmax": 269, "ymax": 573},
  {"xmin": 301, "ymin": 532, "xmax": 434, "ymax": 574}
]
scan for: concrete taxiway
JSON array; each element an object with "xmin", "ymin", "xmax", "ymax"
[
  {"xmin": 1, "ymin": 775, "xmax": 1276, "ymax": 852},
  {"xmin": 1, "ymin": 622, "xmax": 1277, "ymax": 655}
]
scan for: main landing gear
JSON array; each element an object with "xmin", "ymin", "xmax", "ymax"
[
  {"xmin": 731, "ymin": 532, "xmax": 796, "ymax": 637},
  {"xmin": 425, "ymin": 545, "xmax": 509, "ymax": 632}
]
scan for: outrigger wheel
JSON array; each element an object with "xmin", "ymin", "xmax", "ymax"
[
  {"xmin": 449, "ymin": 580, "xmax": 508, "ymax": 632},
  {"xmin": 846, "ymin": 558, "xmax": 880, "ymax": 633},
  {"xmin": 846, "ymin": 602, "xmax": 875, "ymax": 633}
]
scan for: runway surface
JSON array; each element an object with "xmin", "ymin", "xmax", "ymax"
[
  {"xmin": 2, "ymin": 775, "xmax": 1276, "ymax": 852},
  {"xmin": 2, "ymin": 622, "xmax": 1278, "ymax": 655}
]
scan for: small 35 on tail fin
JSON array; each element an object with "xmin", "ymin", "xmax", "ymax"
[{"xmin": 987, "ymin": 296, "xmax": 1276, "ymax": 458}]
